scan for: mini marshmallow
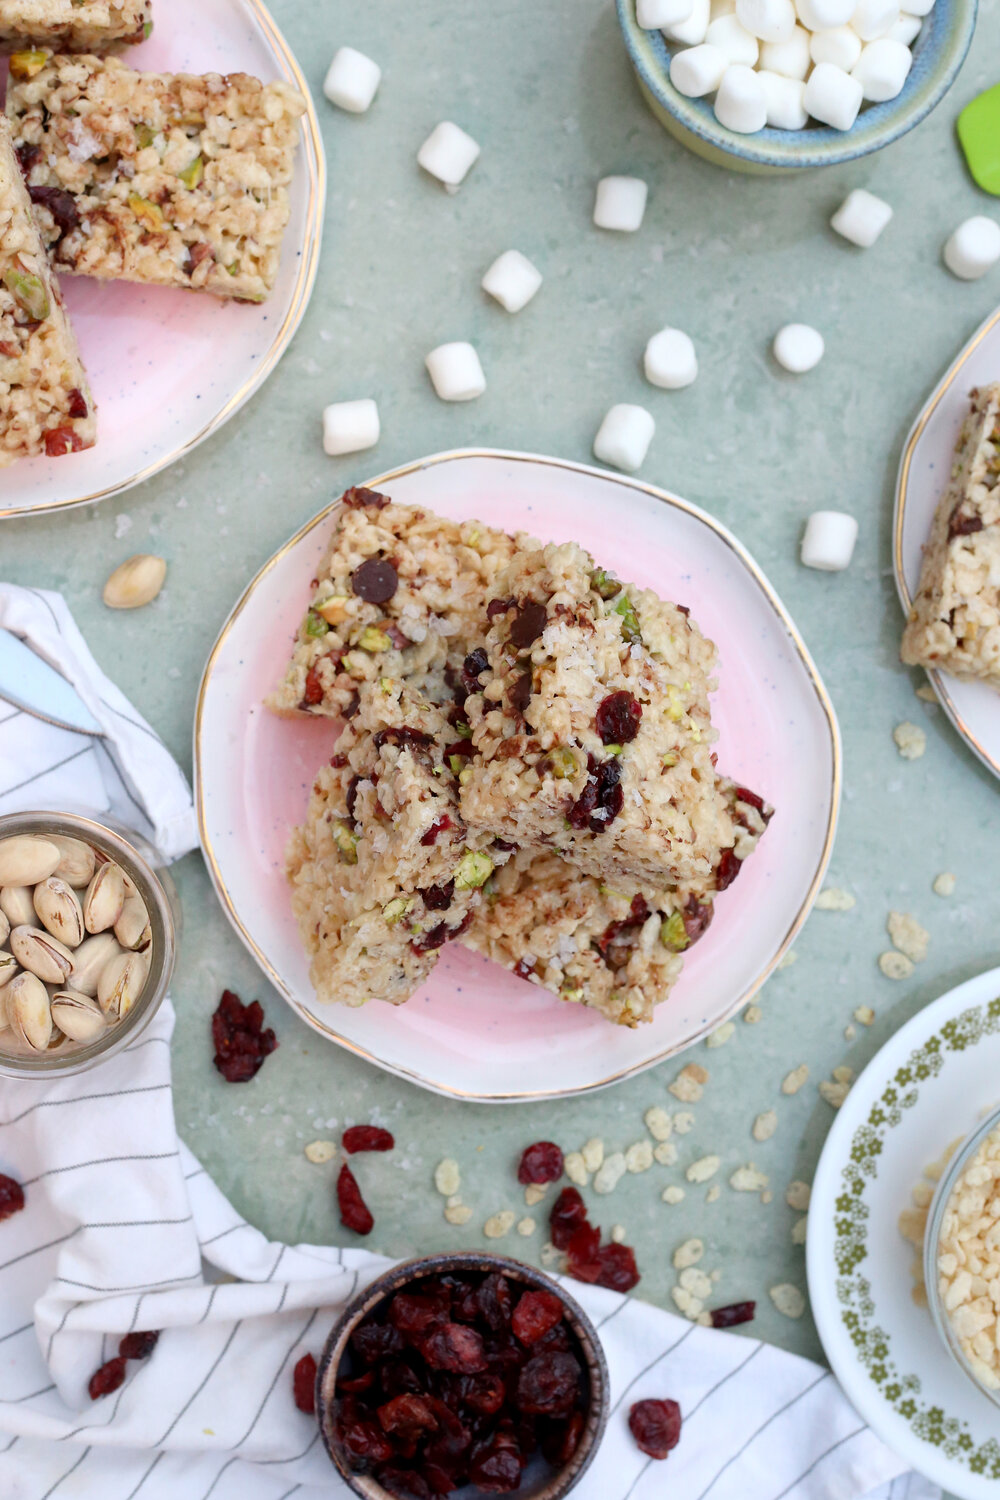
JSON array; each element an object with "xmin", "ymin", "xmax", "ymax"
[
  {"xmin": 638, "ymin": 0, "xmax": 695, "ymax": 24},
  {"xmin": 593, "ymin": 404, "xmax": 656, "ymax": 473},
  {"xmin": 851, "ymin": 0, "xmax": 900, "ymax": 39},
  {"xmin": 594, "ymin": 175, "xmax": 649, "ymax": 232},
  {"xmin": 706, "ymin": 13, "xmax": 760, "ymax": 63},
  {"xmin": 886, "ymin": 11, "xmax": 922, "ymax": 41},
  {"xmin": 736, "ymin": 0, "xmax": 797, "ymax": 41},
  {"xmin": 663, "ymin": 0, "xmax": 710, "ymax": 44},
  {"xmin": 714, "ymin": 62, "xmax": 768, "ymax": 131},
  {"xmin": 644, "ymin": 327, "xmax": 699, "ymax": 388},
  {"xmin": 322, "ymin": 398, "xmax": 380, "ymax": 456},
  {"xmin": 809, "ymin": 25, "xmax": 862, "ymax": 68},
  {"xmin": 852, "ymin": 37, "xmax": 912, "ymax": 100},
  {"xmin": 481, "ymin": 250, "xmax": 543, "ymax": 312},
  {"xmin": 759, "ymin": 69, "xmax": 809, "ymax": 127},
  {"xmin": 417, "ymin": 122, "xmax": 480, "ymax": 188},
  {"xmin": 943, "ymin": 216, "xmax": 1000, "ymax": 281},
  {"xmin": 773, "ymin": 322, "xmax": 824, "ymax": 372},
  {"xmin": 670, "ymin": 43, "xmax": 728, "ymax": 96},
  {"xmin": 425, "ymin": 342, "xmax": 486, "ymax": 401},
  {"xmin": 831, "ymin": 188, "xmax": 893, "ymax": 247},
  {"xmin": 323, "ymin": 46, "xmax": 382, "ymax": 113},
  {"xmin": 760, "ymin": 25, "xmax": 811, "ymax": 78},
  {"xmin": 803, "ymin": 62, "xmax": 863, "ymax": 130},
  {"xmin": 801, "ymin": 511, "xmax": 858, "ymax": 571},
  {"xmin": 794, "ymin": 0, "xmax": 856, "ymax": 28}
]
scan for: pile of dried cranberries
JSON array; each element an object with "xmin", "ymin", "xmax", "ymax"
[{"xmin": 330, "ymin": 1270, "xmax": 589, "ymax": 1496}]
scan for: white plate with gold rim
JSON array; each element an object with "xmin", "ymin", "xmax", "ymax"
[
  {"xmin": 894, "ymin": 305, "xmax": 1000, "ymax": 782},
  {"xmin": 0, "ymin": 0, "xmax": 324, "ymax": 520},
  {"xmin": 194, "ymin": 449, "xmax": 840, "ymax": 1102},
  {"xmin": 808, "ymin": 964, "xmax": 1000, "ymax": 1500}
]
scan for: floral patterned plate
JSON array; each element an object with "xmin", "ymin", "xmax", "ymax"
[{"xmin": 808, "ymin": 964, "xmax": 1000, "ymax": 1500}]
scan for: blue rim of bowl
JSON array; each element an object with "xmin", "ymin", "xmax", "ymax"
[{"xmin": 616, "ymin": 0, "xmax": 978, "ymax": 169}]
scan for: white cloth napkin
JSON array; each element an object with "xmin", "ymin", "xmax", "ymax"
[
  {"xmin": 0, "ymin": 583, "xmax": 198, "ymax": 862},
  {"xmin": 0, "ymin": 1006, "xmax": 939, "ymax": 1500}
]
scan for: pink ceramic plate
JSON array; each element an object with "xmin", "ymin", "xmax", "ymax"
[
  {"xmin": 195, "ymin": 450, "xmax": 841, "ymax": 1101},
  {"xmin": 0, "ymin": 0, "xmax": 324, "ymax": 519}
]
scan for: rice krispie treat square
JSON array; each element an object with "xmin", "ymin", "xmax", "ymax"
[
  {"xmin": 268, "ymin": 487, "xmax": 518, "ymax": 718},
  {"xmin": 286, "ymin": 678, "xmax": 512, "ymax": 1008},
  {"xmin": 0, "ymin": 0, "xmax": 150, "ymax": 53},
  {"xmin": 901, "ymin": 384, "xmax": 1000, "ymax": 687},
  {"xmin": 7, "ymin": 51, "xmax": 305, "ymax": 302},
  {"xmin": 461, "ymin": 779, "xmax": 772, "ymax": 1026},
  {"xmin": 461, "ymin": 540, "xmax": 730, "ymax": 888},
  {"xmin": 0, "ymin": 115, "xmax": 95, "ymax": 465}
]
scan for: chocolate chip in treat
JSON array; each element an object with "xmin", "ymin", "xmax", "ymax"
[
  {"xmin": 714, "ymin": 849, "xmax": 741, "ymax": 891},
  {"xmin": 507, "ymin": 670, "xmax": 532, "ymax": 717},
  {"xmin": 509, "ymin": 601, "xmax": 547, "ymax": 649},
  {"xmin": 28, "ymin": 185, "xmax": 80, "ymax": 242},
  {"xmin": 352, "ymin": 557, "xmax": 399, "ymax": 603},
  {"xmin": 487, "ymin": 596, "xmax": 515, "ymax": 620},
  {"xmin": 948, "ymin": 509, "xmax": 985, "ymax": 539},
  {"xmin": 343, "ymin": 486, "xmax": 390, "ymax": 510}
]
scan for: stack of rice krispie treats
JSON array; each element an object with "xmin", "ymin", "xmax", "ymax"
[
  {"xmin": 0, "ymin": 1, "xmax": 305, "ymax": 462},
  {"xmin": 276, "ymin": 487, "xmax": 773, "ymax": 1026}
]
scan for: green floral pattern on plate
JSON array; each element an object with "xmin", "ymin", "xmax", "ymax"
[{"xmin": 835, "ymin": 998, "xmax": 1000, "ymax": 1474}]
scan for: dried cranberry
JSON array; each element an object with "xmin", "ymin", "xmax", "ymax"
[
  {"xmin": 421, "ymin": 1323, "xmax": 487, "ymax": 1374},
  {"xmin": 378, "ymin": 1393, "xmax": 440, "ymax": 1440},
  {"xmin": 448, "ymin": 1373, "xmax": 506, "ymax": 1414},
  {"xmin": 302, "ymin": 666, "xmax": 324, "ymax": 707},
  {"xmin": 184, "ymin": 240, "xmax": 213, "ymax": 275},
  {"xmin": 119, "ymin": 1330, "xmax": 159, "ymax": 1360},
  {"xmin": 292, "ymin": 1352, "xmax": 317, "ymax": 1413},
  {"xmin": 344, "ymin": 774, "xmax": 362, "ymax": 821},
  {"xmin": 682, "ymin": 896, "xmax": 714, "ymax": 946},
  {"xmin": 486, "ymin": 596, "xmax": 514, "ymax": 621},
  {"xmin": 517, "ymin": 1142, "xmax": 564, "ymax": 1185},
  {"xmin": 468, "ymin": 1443, "xmax": 522, "ymax": 1492},
  {"xmin": 734, "ymin": 786, "xmax": 765, "ymax": 814},
  {"xmin": 66, "ymin": 386, "xmax": 88, "ymax": 420},
  {"xmin": 541, "ymin": 1409, "xmax": 584, "ymax": 1467},
  {"xmin": 507, "ymin": 670, "xmax": 532, "ymax": 717},
  {"xmin": 384, "ymin": 622, "xmax": 410, "ymax": 650},
  {"xmin": 339, "ymin": 1413, "xmax": 395, "ymax": 1467},
  {"xmin": 375, "ymin": 726, "xmax": 432, "ymax": 751},
  {"xmin": 352, "ymin": 557, "xmax": 399, "ymax": 603},
  {"xmin": 337, "ymin": 1162, "xmax": 374, "ymax": 1235},
  {"xmin": 390, "ymin": 1292, "xmax": 447, "ymax": 1339},
  {"xmin": 338, "ymin": 1369, "xmax": 377, "ymax": 1394},
  {"xmin": 512, "ymin": 1290, "xmax": 564, "ymax": 1346},
  {"xmin": 512, "ymin": 957, "xmax": 536, "ymax": 980},
  {"xmin": 715, "ymin": 848, "xmax": 741, "ymax": 891},
  {"xmin": 16, "ymin": 142, "xmax": 40, "ymax": 174},
  {"xmin": 0, "ymin": 1173, "xmax": 25, "ymax": 1221},
  {"xmin": 595, "ymin": 690, "xmax": 642, "ymax": 745},
  {"xmin": 89, "ymin": 1356, "xmax": 127, "ymax": 1400},
  {"xmin": 28, "ymin": 185, "xmax": 80, "ymax": 241},
  {"xmin": 509, "ymin": 601, "xmax": 547, "ymax": 649},
  {"xmin": 568, "ymin": 755, "xmax": 623, "ymax": 833},
  {"xmin": 532, "ymin": 1321, "xmax": 571, "ymax": 1355},
  {"xmin": 516, "ymin": 1351, "xmax": 580, "ymax": 1415},
  {"xmin": 565, "ymin": 1223, "xmax": 602, "ymax": 1283},
  {"xmin": 343, "ymin": 486, "xmax": 390, "ymax": 510},
  {"xmin": 419, "ymin": 882, "xmax": 453, "ymax": 914},
  {"xmin": 377, "ymin": 1466, "xmax": 432, "ymax": 1500},
  {"xmin": 443, "ymin": 740, "xmax": 473, "ymax": 761},
  {"xmin": 549, "ymin": 1187, "xmax": 588, "ymax": 1251},
  {"xmin": 476, "ymin": 1273, "xmax": 513, "ymax": 1332},
  {"xmin": 211, "ymin": 989, "xmax": 277, "ymax": 1083},
  {"xmin": 949, "ymin": 509, "xmax": 984, "ymax": 539},
  {"xmin": 461, "ymin": 648, "xmax": 490, "ymax": 695},
  {"xmin": 343, "ymin": 1125, "xmax": 395, "ymax": 1154},
  {"xmin": 710, "ymin": 1300, "xmax": 756, "ymax": 1329},
  {"xmin": 343, "ymin": 690, "xmax": 361, "ymax": 719},
  {"xmin": 420, "ymin": 816, "xmax": 453, "ymax": 847},
  {"xmin": 596, "ymin": 894, "xmax": 650, "ymax": 958},
  {"xmin": 593, "ymin": 1243, "xmax": 640, "ymax": 1292},
  {"xmin": 411, "ymin": 922, "xmax": 447, "ymax": 955},
  {"xmin": 351, "ymin": 1321, "xmax": 404, "ymax": 1363},
  {"xmin": 628, "ymin": 1398, "xmax": 681, "ymax": 1459},
  {"xmin": 43, "ymin": 425, "xmax": 85, "ymax": 458}
]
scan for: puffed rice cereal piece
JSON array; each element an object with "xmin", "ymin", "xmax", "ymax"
[
  {"xmin": 483, "ymin": 1210, "xmax": 516, "ymax": 1239},
  {"xmin": 670, "ymin": 1063, "xmax": 709, "ymax": 1102},
  {"xmin": 524, "ymin": 1183, "xmax": 548, "ymax": 1207},
  {"xmin": 662, "ymin": 1185, "xmax": 686, "ymax": 1204},
  {"xmin": 792, "ymin": 1215, "xmax": 808, "ymax": 1245},
  {"xmin": 625, "ymin": 1140, "xmax": 654, "ymax": 1173},
  {"xmin": 435, "ymin": 1159, "xmax": 461, "ymax": 1196},
  {"xmin": 654, "ymin": 1141, "xmax": 679, "ymax": 1166},
  {"xmin": 730, "ymin": 1163, "xmax": 769, "ymax": 1192},
  {"xmin": 674, "ymin": 1112, "xmax": 695, "ymax": 1134},
  {"xmin": 815, "ymin": 886, "xmax": 856, "ymax": 910},
  {"xmin": 564, "ymin": 1151, "xmax": 589, "ymax": 1187},
  {"xmin": 752, "ymin": 1110, "xmax": 778, "ymax": 1142},
  {"xmin": 893, "ymin": 721, "xmax": 927, "ymax": 759},
  {"xmin": 706, "ymin": 1021, "xmax": 735, "ymax": 1048},
  {"xmin": 879, "ymin": 950, "xmax": 914, "ymax": 980},
  {"xmin": 934, "ymin": 871, "xmax": 956, "ymax": 896},
  {"xmin": 304, "ymin": 1139, "xmax": 337, "ymax": 1164},
  {"xmin": 781, "ymin": 1064, "xmax": 809, "ymax": 1095},
  {"xmin": 645, "ymin": 1106, "xmax": 673, "ymax": 1141},
  {"xmin": 593, "ymin": 1151, "xmax": 627, "ymax": 1194},
  {"xmin": 887, "ymin": 910, "xmax": 929, "ymax": 962},
  {"xmin": 769, "ymin": 1283, "xmax": 806, "ymax": 1319},
  {"xmin": 786, "ymin": 1180, "xmax": 811, "ymax": 1210},
  {"xmin": 687, "ymin": 1155, "xmax": 721, "ymax": 1183},
  {"xmin": 673, "ymin": 1237, "xmax": 704, "ymax": 1268},
  {"xmin": 582, "ymin": 1138, "xmax": 605, "ymax": 1172}
]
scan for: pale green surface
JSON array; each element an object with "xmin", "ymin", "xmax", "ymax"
[{"xmin": 3, "ymin": 0, "xmax": 1000, "ymax": 1408}]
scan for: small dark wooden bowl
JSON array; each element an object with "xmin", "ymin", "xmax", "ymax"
[{"xmin": 316, "ymin": 1252, "xmax": 609, "ymax": 1500}]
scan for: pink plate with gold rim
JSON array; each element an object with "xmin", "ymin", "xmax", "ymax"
[{"xmin": 194, "ymin": 450, "xmax": 841, "ymax": 1101}]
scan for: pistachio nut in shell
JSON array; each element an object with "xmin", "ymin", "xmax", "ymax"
[
  {"xmin": 0, "ymin": 885, "xmax": 35, "ymax": 928},
  {"xmin": 0, "ymin": 953, "xmax": 18, "ymax": 990},
  {"xmin": 0, "ymin": 986, "xmax": 9, "ymax": 1032},
  {"xmin": 103, "ymin": 554, "xmax": 166, "ymax": 610},
  {"xmin": 0, "ymin": 907, "xmax": 8, "ymax": 948},
  {"xmin": 50, "ymin": 836, "xmax": 96, "ymax": 889},
  {"xmin": 8, "ymin": 971, "xmax": 52, "ymax": 1051},
  {"xmin": 0, "ymin": 835, "xmax": 60, "ymax": 887},
  {"xmin": 83, "ymin": 862, "xmax": 126, "ymax": 934},
  {"xmin": 114, "ymin": 892, "xmax": 150, "ymax": 951},
  {"xmin": 33, "ymin": 877, "xmax": 84, "ymax": 948},
  {"xmin": 69, "ymin": 932, "xmax": 121, "ymax": 998},
  {"xmin": 50, "ymin": 989, "xmax": 106, "ymax": 1043},
  {"xmin": 10, "ymin": 925, "xmax": 74, "ymax": 984},
  {"xmin": 97, "ymin": 949, "xmax": 148, "ymax": 1020}
]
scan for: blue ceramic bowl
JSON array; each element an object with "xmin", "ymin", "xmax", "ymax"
[{"xmin": 616, "ymin": 0, "xmax": 977, "ymax": 172}]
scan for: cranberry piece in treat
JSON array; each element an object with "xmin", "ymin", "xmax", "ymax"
[
  {"xmin": 512, "ymin": 1290, "xmax": 564, "ymax": 1346},
  {"xmin": 517, "ymin": 1142, "xmax": 564, "ymax": 1185},
  {"xmin": 0, "ymin": 1173, "xmax": 25, "ymax": 1221},
  {"xmin": 410, "ymin": 923, "xmax": 447, "ymax": 955},
  {"xmin": 374, "ymin": 726, "xmax": 432, "ymax": 751},
  {"xmin": 118, "ymin": 1330, "xmax": 159, "ymax": 1360},
  {"xmin": 421, "ymin": 881, "xmax": 454, "ymax": 911},
  {"xmin": 595, "ymin": 690, "xmax": 642, "ymax": 746},
  {"xmin": 420, "ymin": 816, "xmax": 453, "ymax": 847},
  {"xmin": 516, "ymin": 1351, "xmax": 581, "ymax": 1415},
  {"xmin": 734, "ymin": 786, "xmax": 765, "ymax": 814},
  {"xmin": 337, "ymin": 1162, "xmax": 374, "ymax": 1235},
  {"xmin": 949, "ymin": 509, "xmax": 984, "ymax": 539},
  {"xmin": 342, "ymin": 1125, "xmax": 395, "ymax": 1154},
  {"xmin": 509, "ymin": 600, "xmax": 547, "ymax": 649},
  {"xmin": 292, "ymin": 1352, "xmax": 317, "ymax": 1414},
  {"xmin": 593, "ymin": 1242, "xmax": 640, "ymax": 1292},
  {"xmin": 351, "ymin": 557, "xmax": 399, "ymax": 603},
  {"xmin": 66, "ymin": 386, "xmax": 88, "ymax": 420},
  {"xmin": 377, "ymin": 1393, "xmax": 440, "ymax": 1441},
  {"xmin": 597, "ymin": 894, "xmax": 650, "ymax": 958},
  {"xmin": 211, "ymin": 989, "xmax": 277, "ymax": 1083},
  {"xmin": 345, "ymin": 773, "xmax": 363, "ymax": 821},
  {"xmin": 487, "ymin": 596, "xmax": 515, "ymax": 621},
  {"xmin": 16, "ymin": 142, "xmax": 40, "ymax": 173},
  {"xmin": 710, "ymin": 1300, "xmax": 756, "ymax": 1329},
  {"xmin": 43, "ymin": 425, "xmax": 84, "ymax": 457},
  {"xmin": 506, "ymin": 670, "xmax": 532, "ymax": 717},
  {"xmin": 628, "ymin": 1397, "xmax": 682, "ymax": 1459},
  {"xmin": 682, "ymin": 896, "xmax": 714, "ymax": 946},
  {"xmin": 714, "ymin": 848, "xmax": 741, "ymax": 891},
  {"xmin": 512, "ymin": 957, "xmax": 536, "ymax": 980},
  {"xmin": 302, "ymin": 666, "xmax": 324, "ymax": 707},
  {"xmin": 421, "ymin": 1322, "xmax": 488, "ymax": 1374},
  {"xmin": 549, "ymin": 1187, "xmax": 588, "ymax": 1251},
  {"xmin": 28, "ymin": 184, "xmax": 80, "ymax": 241},
  {"xmin": 568, "ymin": 755, "xmax": 624, "ymax": 833},
  {"xmin": 476, "ymin": 1273, "xmax": 513, "ymax": 1332},
  {"xmin": 461, "ymin": 648, "xmax": 490, "ymax": 696},
  {"xmin": 184, "ymin": 240, "xmax": 213, "ymax": 275},
  {"xmin": 351, "ymin": 1321, "xmax": 405, "ymax": 1364},
  {"xmin": 342, "ymin": 485, "xmax": 390, "ymax": 510},
  {"xmin": 88, "ymin": 1356, "xmax": 127, "ymax": 1400},
  {"xmin": 377, "ymin": 1467, "xmax": 433, "ymax": 1500}
]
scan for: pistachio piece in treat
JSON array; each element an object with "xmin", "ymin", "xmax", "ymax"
[
  {"xmin": 83, "ymin": 862, "xmax": 126, "ymax": 934},
  {"xmin": 102, "ymin": 555, "xmax": 167, "ymax": 610},
  {"xmin": 97, "ymin": 950, "xmax": 148, "ymax": 1020},
  {"xmin": 33, "ymin": 877, "xmax": 85, "ymax": 948},
  {"xmin": 8, "ymin": 972, "xmax": 52, "ymax": 1051},
  {"xmin": 114, "ymin": 893, "xmax": 150, "ymax": 951},
  {"xmin": 2, "ymin": 268, "xmax": 50, "ymax": 322},
  {"xmin": 0, "ymin": 836, "xmax": 60, "ymax": 887},
  {"xmin": 0, "ymin": 908, "xmax": 8, "ymax": 948},
  {"xmin": 454, "ymin": 850, "xmax": 493, "ymax": 891},
  {"xmin": 0, "ymin": 886, "xmax": 36, "ymax": 928},
  {"xmin": 50, "ymin": 989, "xmax": 107, "ymax": 1044},
  {"xmin": 9, "ymin": 926, "xmax": 74, "ymax": 984},
  {"xmin": 127, "ymin": 194, "xmax": 165, "ymax": 233},
  {"xmin": 69, "ymin": 932, "xmax": 122, "ymax": 998},
  {"xmin": 50, "ymin": 836, "xmax": 97, "ymax": 889},
  {"xmin": 8, "ymin": 50, "xmax": 48, "ymax": 81}
]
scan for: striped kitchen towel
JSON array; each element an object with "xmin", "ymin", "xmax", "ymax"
[
  {"xmin": 0, "ymin": 583, "xmax": 197, "ymax": 861},
  {"xmin": 0, "ymin": 1003, "xmax": 938, "ymax": 1500}
]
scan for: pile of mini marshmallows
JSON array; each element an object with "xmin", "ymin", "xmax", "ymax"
[{"xmin": 637, "ymin": 0, "xmax": 930, "ymax": 134}]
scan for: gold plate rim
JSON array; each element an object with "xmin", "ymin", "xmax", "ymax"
[
  {"xmin": 0, "ymin": 0, "xmax": 326, "ymax": 522},
  {"xmin": 194, "ymin": 448, "xmax": 843, "ymax": 1102}
]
